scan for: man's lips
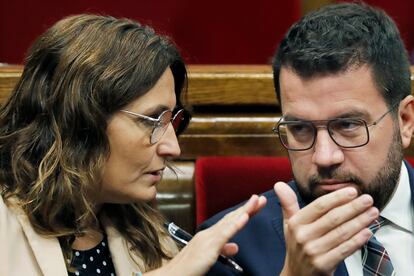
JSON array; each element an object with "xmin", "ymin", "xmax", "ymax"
[{"xmin": 318, "ymin": 180, "xmax": 355, "ymax": 191}]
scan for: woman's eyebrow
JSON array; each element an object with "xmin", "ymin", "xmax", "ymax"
[{"xmin": 141, "ymin": 105, "xmax": 171, "ymax": 116}]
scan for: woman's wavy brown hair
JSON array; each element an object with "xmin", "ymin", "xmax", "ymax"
[{"xmin": 0, "ymin": 14, "xmax": 187, "ymax": 270}]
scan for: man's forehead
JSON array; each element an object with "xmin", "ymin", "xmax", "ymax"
[
  {"xmin": 279, "ymin": 65, "xmax": 387, "ymax": 119},
  {"xmin": 279, "ymin": 64, "xmax": 375, "ymax": 87},
  {"xmin": 279, "ymin": 65, "xmax": 382, "ymax": 101}
]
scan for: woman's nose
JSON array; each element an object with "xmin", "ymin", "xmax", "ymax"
[{"xmin": 157, "ymin": 123, "xmax": 181, "ymax": 157}]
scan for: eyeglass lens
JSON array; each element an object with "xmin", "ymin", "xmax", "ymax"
[
  {"xmin": 278, "ymin": 118, "xmax": 369, "ymax": 150},
  {"xmin": 172, "ymin": 109, "xmax": 184, "ymax": 132},
  {"xmin": 151, "ymin": 109, "xmax": 189, "ymax": 144}
]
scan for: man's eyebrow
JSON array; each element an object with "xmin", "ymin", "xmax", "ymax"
[
  {"xmin": 283, "ymin": 110, "xmax": 368, "ymax": 121},
  {"xmin": 333, "ymin": 110, "xmax": 368, "ymax": 119},
  {"xmin": 282, "ymin": 115, "xmax": 300, "ymax": 121}
]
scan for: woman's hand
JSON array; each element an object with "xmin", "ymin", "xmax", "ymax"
[{"xmin": 147, "ymin": 194, "xmax": 266, "ymax": 276}]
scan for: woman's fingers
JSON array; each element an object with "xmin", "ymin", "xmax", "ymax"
[
  {"xmin": 161, "ymin": 194, "xmax": 266, "ymax": 276},
  {"xmin": 220, "ymin": 242, "xmax": 239, "ymax": 256},
  {"xmin": 248, "ymin": 195, "xmax": 267, "ymax": 217},
  {"xmin": 211, "ymin": 194, "xmax": 266, "ymax": 243}
]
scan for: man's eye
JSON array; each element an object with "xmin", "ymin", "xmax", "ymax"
[
  {"xmin": 332, "ymin": 119, "xmax": 363, "ymax": 131},
  {"xmin": 287, "ymin": 123, "xmax": 313, "ymax": 135}
]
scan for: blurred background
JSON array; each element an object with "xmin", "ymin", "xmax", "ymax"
[
  {"xmin": 1, "ymin": 0, "xmax": 413, "ymax": 65},
  {"xmin": 1, "ymin": 0, "xmax": 414, "ymax": 232}
]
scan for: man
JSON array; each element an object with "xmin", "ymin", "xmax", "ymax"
[{"xmin": 202, "ymin": 3, "xmax": 414, "ymax": 275}]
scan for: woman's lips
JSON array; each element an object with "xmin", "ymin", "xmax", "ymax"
[{"xmin": 145, "ymin": 169, "xmax": 164, "ymax": 181}]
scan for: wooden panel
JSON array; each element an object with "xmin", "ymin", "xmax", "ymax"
[
  {"xmin": 1, "ymin": 65, "xmax": 413, "ymax": 107},
  {"xmin": 0, "ymin": 65, "xmax": 22, "ymax": 104},
  {"xmin": 301, "ymin": 0, "xmax": 334, "ymax": 14},
  {"xmin": 187, "ymin": 65, "xmax": 277, "ymax": 106},
  {"xmin": 178, "ymin": 113, "xmax": 287, "ymax": 158}
]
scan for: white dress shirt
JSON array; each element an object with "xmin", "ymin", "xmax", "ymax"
[{"xmin": 344, "ymin": 162, "xmax": 414, "ymax": 276}]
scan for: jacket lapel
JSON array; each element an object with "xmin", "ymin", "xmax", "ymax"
[
  {"xmin": 11, "ymin": 204, "xmax": 68, "ymax": 276},
  {"xmin": 104, "ymin": 224, "xmax": 143, "ymax": 276}
]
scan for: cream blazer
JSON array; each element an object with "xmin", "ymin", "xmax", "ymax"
[{"xmin": 0, "ymin": 195, "xmax": 178, "ymax": 276}]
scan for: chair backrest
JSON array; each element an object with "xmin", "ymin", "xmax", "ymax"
[
  {"xmin": 195, "ymin": 156, "xmax": 292, "ymax": 225},
  {"xmin": 195, "ymin": 156, "xmax": 414, "ymax": 226},
  {"xmin": 0, "ymin": 1, "xmax": 301, "ymax": 64}
]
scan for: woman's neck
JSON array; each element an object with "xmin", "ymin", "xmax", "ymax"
[
  {"xmin": 72, "ymin": 227, "xmax": 104, "ymax": 251},
  {"xmin": 72, "ymin": 204, "xmax": 104, "ymax": 251}
]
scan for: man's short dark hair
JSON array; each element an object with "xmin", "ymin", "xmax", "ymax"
[{"xmin": 272, "ymin": 2, "xmax": 411, "ymax": 108}]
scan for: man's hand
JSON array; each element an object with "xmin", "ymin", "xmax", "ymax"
[{"xmin": 274, "ymin": 182, "xmax": 378, "ymax": 276}]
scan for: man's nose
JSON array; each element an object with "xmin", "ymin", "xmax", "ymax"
[{"xmin": 311, "ymin": 128, "xmax": 344, "ymax": 168}]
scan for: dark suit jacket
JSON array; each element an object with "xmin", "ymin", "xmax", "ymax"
[{"xmin": 201, "ymin": 160, "xmax": 414, "ymax": 276}]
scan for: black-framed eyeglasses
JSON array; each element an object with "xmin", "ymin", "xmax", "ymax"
[
  {"xmin": 272, "ymin": 102, "xmax": 399, "ymax": 151},
  {"xmin": 121, "ymin": 108, "xmax": 191, "ymax": 144}
]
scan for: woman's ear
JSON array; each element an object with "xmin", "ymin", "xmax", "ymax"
[{"xmin": 398, "ymin": 95, "xmax": 414, "ymax": 148}]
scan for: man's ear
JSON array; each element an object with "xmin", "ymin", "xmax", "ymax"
[{"xmin": 398, "ymin": 95, "xmax": 414, "ymax": 148}]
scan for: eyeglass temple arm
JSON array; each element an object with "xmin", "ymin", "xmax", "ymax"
[
  {"xmin": 120, "ymin": 110, "xmax": 159, "ymax": 123},
  {"xmin": 367, "ymin": 101, "xmax": 400, "ymax": 127}
]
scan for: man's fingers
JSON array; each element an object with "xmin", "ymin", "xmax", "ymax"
[
  {"xmin": 301, "ymin": 206, "xmax": 378, "ymax": 255},
  {"xmin": 299, "ymin": 194, "xmax": 376, "ymax": 241},
  {"xmin": 312, "ymin": 228, "xmax": 373, "ymax": 272},
  {"xmin": 293, "ymin": 187, "xmax": 359, "ymax": 225},
  {"xmin": 274, "ymin": 182, "xmax": 300, "ymax": 219}
]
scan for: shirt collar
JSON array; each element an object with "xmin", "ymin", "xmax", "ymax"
[{"xmin": 381, "ymin": 161, "xmax": 413, "ymax": 233}]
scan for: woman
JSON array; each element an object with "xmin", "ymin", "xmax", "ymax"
[{"xmin": 0, "ymin": 14, "xmax": 266, "ymax": 275}]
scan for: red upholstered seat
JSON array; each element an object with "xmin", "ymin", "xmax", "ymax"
[
  {"xmin": 195, "ymin": 156, "xmax": 292, "ymax": 225},
  {"xmin": 195, "ymin": 156, "xmax": 414, "ymax": 226}
]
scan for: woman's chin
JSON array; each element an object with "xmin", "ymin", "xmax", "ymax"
[
  {"xmin": 100, "ymin": 187, "xmax": 158, "ymax": 204},
  {"xmin": 133, "ymin": 186, "xmax": 158, "ymax": 203}
]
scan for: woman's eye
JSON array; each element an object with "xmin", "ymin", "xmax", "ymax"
[{"xmin": 134, "ymin": 118, "xmax": 154, "ymax": 128}]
